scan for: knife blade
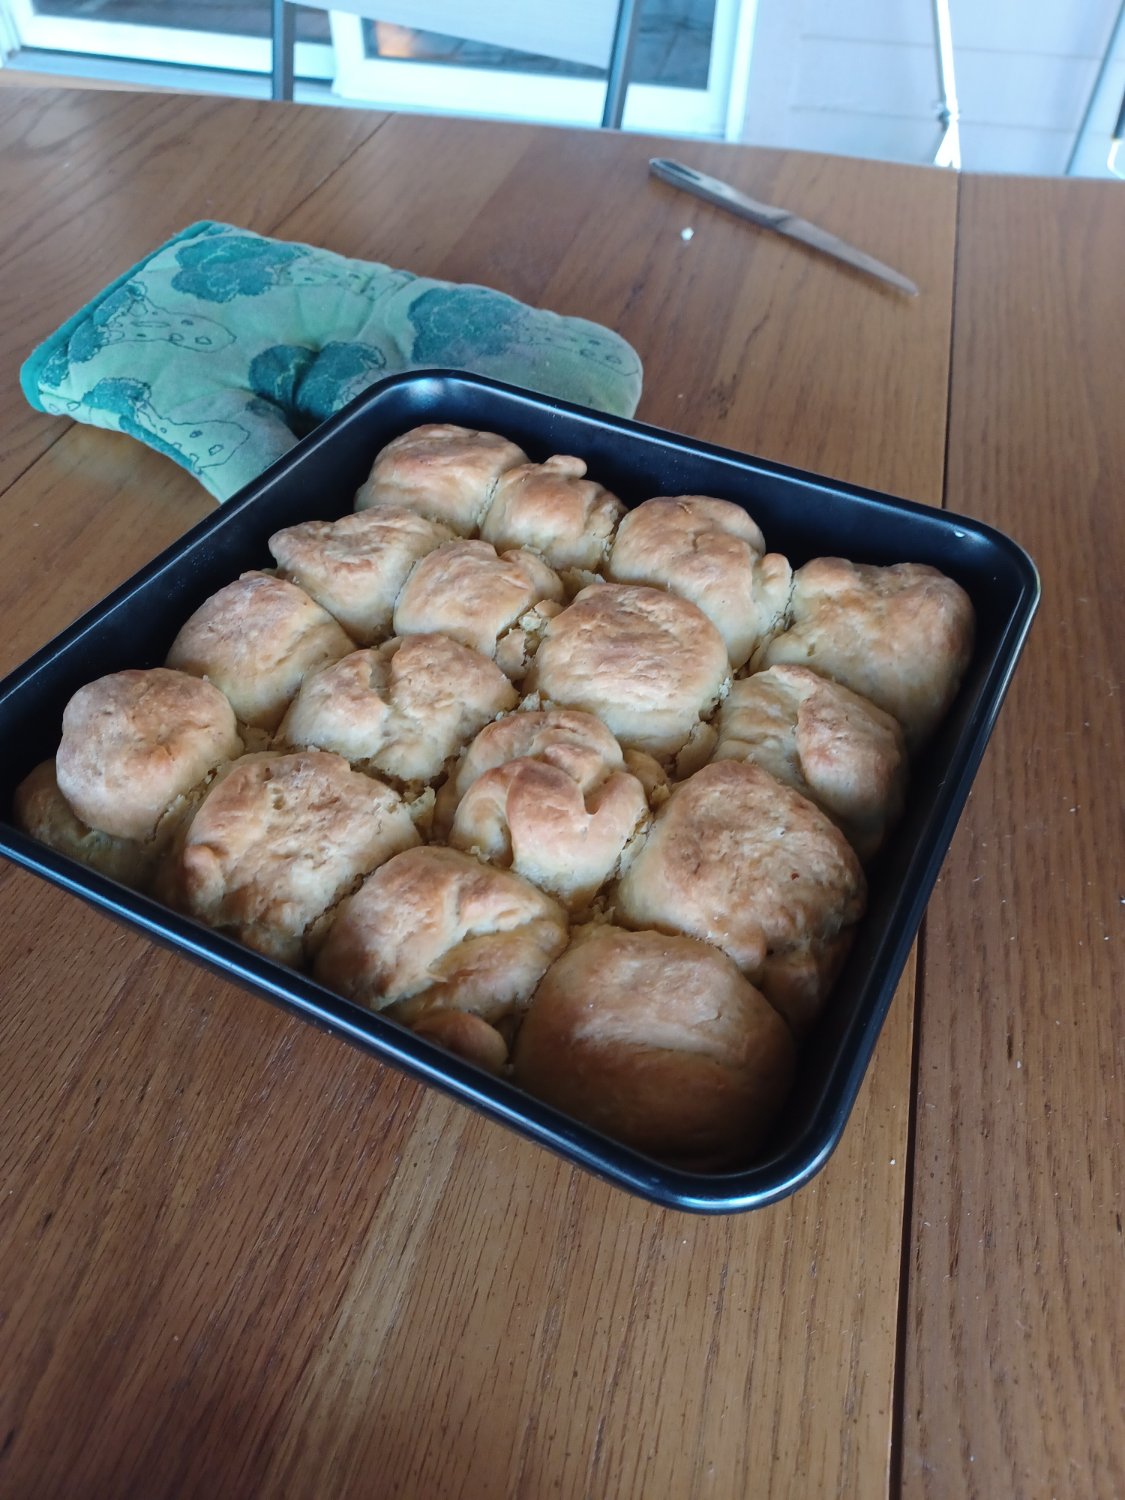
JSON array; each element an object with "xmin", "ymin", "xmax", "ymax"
[{"xmin": 649, "ymin": 157, "xmax": 919, "ymax": 298}]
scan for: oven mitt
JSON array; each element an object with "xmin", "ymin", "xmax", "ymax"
[{"xmin": 20, "ymin": 220, "xmax": 644, "ymax": 502}]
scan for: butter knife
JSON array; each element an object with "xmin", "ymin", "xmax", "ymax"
[{"xmin": 649, "ymin": 157, "xmax": 919, "ymax": 298}]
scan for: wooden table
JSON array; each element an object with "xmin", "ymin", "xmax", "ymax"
[{"xmin": 0, "ymin": 88, "xmax": 1119, "ymax": 1500}]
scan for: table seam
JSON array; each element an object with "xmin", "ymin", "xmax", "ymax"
[
  {"xmin": 260, "ymin": 105, "xmax": 396, "ymax": 239},
  {"xmin": 888, "ymin": 165, "xmax": 962, "ymax": 1500}
]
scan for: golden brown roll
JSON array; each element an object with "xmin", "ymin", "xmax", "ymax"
[
  {"xmin": 13, "ymin": 759, "xmax": 160, "ymax": 891},
  {"xmin": 355, "ymin": 423, "xmax": 528, "ymax": 534},
  {"xmin": 449, "ymin": 754, "xmax": 649, "ymax": 911},
  {"xmin": 167, "ymin": 751, "xmax": 419, "ymax": 966},
  {"xmin": 512, "ymin": 925, "xmax": 796, "ymax": 1167},
  {"xmin": 615, "ymin": 760, "xmax": 866, "ymax": 1035},
  {"xmin": 526, "ymin": 582, "xmax": 730, "ymax": 768},
  {"xmin": 434, "ymin": 707, "xmax": 633, "ymax": 834},
  {"xmin": 268, "ymin": 507, "xmax": 454, "ymax": 645},
  {"xmin": 277, "ymin": 634, "xmax": 518, "ymax": 789},
  {"xmin": 479, "ymin": 454, "xmax": 625, "ymax": 574},
  {"xmin": 314, "ymin": 845, "xmax": 568, "ymax": 1027},
  {"xmin": 713, "ymin": 664, "xmax": 907, "ymax": 861},
  {"xmin": 761, "ymin": 558, "xmax": 975, "ymax": 750},
  {"xmin": 54, "ymin": 667, "xmax": 243, "ymax": 843},
  {"xmin": 391, "ymin": 539, "xmax": 565, "ymax": 676},
  {"xmin": 606, "ymin": 496, "xmax": 791, "ymax": 668},
  {"xmin": 166, "ymin": 572, "xmax": 354, "ymax": 732}
]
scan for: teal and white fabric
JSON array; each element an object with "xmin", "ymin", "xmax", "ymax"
[{"xmin": 20, "ymin": 221, "xmax": 643, "ymax": 502}]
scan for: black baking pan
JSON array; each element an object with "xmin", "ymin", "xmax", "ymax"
[{"xmin": 0, "ymin": 370, "xmax": 1039, "ymax": 1212}]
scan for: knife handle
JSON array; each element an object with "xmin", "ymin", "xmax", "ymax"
[{"xmin": 649, "ymin": 158, "xmax": 790, "ymax": 228}]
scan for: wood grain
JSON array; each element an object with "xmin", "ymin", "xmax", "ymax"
[
  {"xmin": 0, "ymin": 87, "xmax": 386, "ymax": 492},
  {"xmin": 0, "ymin": 102, "xmax": 960, "ymax": 1500},
  {"xmin": 0, "ymin": 70, "xmax": 178, "ymax": 92},
  {"xmin": 0, "ymin": 856, "xmax": 917, "ymax": 1500},
  {"xmin": 270, "ymin": 114, "xmax": 957, "ymax": 503},
  {"xmin": 901, "ymin": 177, "xmax": 1125, "ymax": 1498}
]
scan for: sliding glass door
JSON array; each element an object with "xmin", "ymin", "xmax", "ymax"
[
  {"xmin": 0, "ymin": 0, "xmax": 753, "ymax": 139},
  {"xmin": 0, "ymin": 0, "xmax": 333, "ymax": 80},
  {"xmin": 327, "ymin": 0, "xmax": 747, "ymax": 136}
]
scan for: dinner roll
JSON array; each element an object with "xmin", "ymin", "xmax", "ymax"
[
  {"xmin": 277, "ymin": 634, "xmax": 518, "ymax": 787},
  {"xmin": 607, "ymin": 496, "xmax": 790, "ymax": 668},
  {"xmin": 713, "ymin": 665, "xmax": 907, "ymax": 861},
  {"xmin": 14, "ymin": 759, "xmax": 160, "ymax": 890},
  {"xmin": 615, "ymin": 760, "xmax": 866, "ymax": 1035},
  {"xmin": 355, "ymin": 423, "xmax": 528, "ymax": 534},
  {"xmin": 55, "ymin": 667, "xmax": 242, "ymax": 842},
  {"xmin": 512, "ymin": 925, "xmax": 796, "ymax": 1167},
  {"xmin": 449, "ymin": 753, "xmax": 649, "ymax": 910},
  {"xmin": 434, "ymin": 707, "xmax": 634, "ymax": 836},
  {"xmin": 168, "ymin": 751, "xmax": 419, "ymax": 966},
  {"xmin": 392, "ymin": 539, "xmax": 564, "ymax": 676},
  {"xmin": 268, "ymin": 507, "xmax": 454, "ymax": 645},
  {"xmin": 314, "ymin": 846, "xmax": 568, "ymax": 1026},
  {"xmin": 479, "ymin": 455, "xmax": 625, "ymax": 573},
  {"xmin": 761, "ymin": 558, "xmax": 975, "ymax": 750},
  {"xmin": 410, "ymin": 1010, "xmax": 510, "ymax": 1075},
  {"xmin": 526, "ymin": 583, "xmax": 729, "ymax": 769},
  {"xmin": 166, "ymin": 572, "xmax": 354, "ymax": 732}
]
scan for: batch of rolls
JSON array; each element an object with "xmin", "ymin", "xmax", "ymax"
[{"xmin": 15, "ymin": 423, "xmax": 975, "ymax": 1170}]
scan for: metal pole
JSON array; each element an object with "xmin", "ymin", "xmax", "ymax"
[
  {"xmin": 601, "ymin": 0, "xmax": 642, "ymax": 130},
  {"xmin": 1109, "ymin": 82, "xmax": 1125, "ymax": 176},
  {"xmin": 271, "ymin": 0, "xmax": 296, "ymax": 102},
  {"xmin": 1065, "ymin": 0, "xmax": 1125, "ymax": 175},
  {"xmin": 931, "ymin": 0, "xmax": 961, "ymax": 169}
]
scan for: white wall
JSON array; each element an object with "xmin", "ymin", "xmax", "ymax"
[{"xmin": 738, "ymin": 0, "xmax": 1125, "ymax": 177}]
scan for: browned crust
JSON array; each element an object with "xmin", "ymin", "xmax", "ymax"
[
  {"xmin": 615, "ymin": 760, "xmax": 866, "ymax": 1033},
  {"xmin": 392, "ymin": 539, "xmax": 564, "ymax": 666},
  {"xmin": 513, "ymin": 924, "xmax": 796, "ymax": 1167},
  {"xmin": 479, "ymin": 454, "xmax": 625, "ymax": 571},
  {"xmin": 713, "ymin": 664, "xmax": 907, "ymax": 860},
  {"xmin": 55, "ymin": 667, "xmax": 243, "ymax": 842},
  {"xmin": 278, "ymin": 635, "xmax": 517, "ymax": 784},
  {"xmin": 355, "ymin": 423, "xmax": 528, "ymax": 533},
  {"xmin": 762, "ymin": 558, "xmax": 975, "ymax": 749},
  {"xmin": 527, "ymin": 583, "xmax": 729, "ymax": 760},
  {"xmin": 166, "ymin": 572, "xmax": 354, "ymax": 732},
  {"xmin": 168, "ymin": 751, "xmax": 419, "ymax": 966},
  {"xmin": 314, "ymin": 846, "xmax": 568, "ymax": 1022},
  {"xmin": 269, "ymin": 506, "xmax": 454, "ymax": 644}
]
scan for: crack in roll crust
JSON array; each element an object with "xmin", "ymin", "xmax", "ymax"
[
  {"xmin": 166, "ymin": 572, "xmax": 355, "ymax": 732},
  {"xmin": 713, "ymin": 664, "xmax": 907, "ymax": 861},
  {"xmin": 278, "ymin": 635, "xmax": 518, "ymax": 787},
  {"xmin": 615, "ymin": 760, "xmax": 866, "ymax": 1035},
  {"xmin": 167, "ymin": 750, "xmax": 420, "ymax": 967},
  {"xmin": 607, "ymin": 495, "xmax": 791, "ymax": 669},
  {"xmin": 526, "ymin": 583, "xmax": 730, "ymax": 764},
  {"xmin": 54, "ymin": 667, "xmax": 243, "ymax": 843},
  {"xmin": 315, "ymin": 846, "xmax": 568, "ymax": 1028},
  {"xmin": 355, "ymin": 423, "xmax": 528, "ymax": 534},
  {"xmin": 761, "ymin": 558, "xmax": 975, "ymax": 750},
  {"xmin": 269, "ymin": 507, "xmax": 454, "ymax": 646},
  {"xmin": 512, "ymin": 925, "xmax": 796, "ymax": 1167}
]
